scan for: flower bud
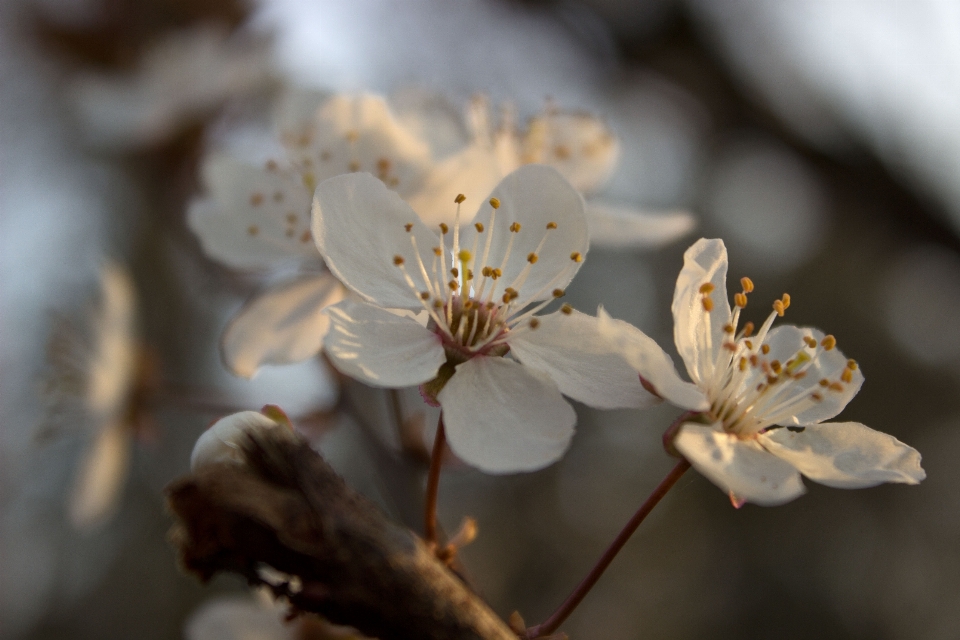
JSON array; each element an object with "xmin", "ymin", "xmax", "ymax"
[{"xmin": 190, "ymin": 406, "xmax": 293, "ymax": 471}]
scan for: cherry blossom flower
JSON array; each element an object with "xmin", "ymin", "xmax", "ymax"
[
  {"xmin": 598, "ymin": 238, "xmax": 925, "ymax": 506},
  {"xmin": 42, "ymin": 263, "xmax": 152, "ymax": 531},
  {"xmin": 71, "ymin": 25, "xmax": 272, "ymax": 148},
  {"xmin": 188, "ymin": 93, "xmax": 432, "ymax": 377},
  {"xmin": 405, "ymin": 96, "xmax": 695, "ymax": 248},
  {"xmin": 313, "ymin": 165, "xmax": 658, "ymax": 473}
]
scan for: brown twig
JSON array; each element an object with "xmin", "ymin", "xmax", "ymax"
[
  {"xmin": 166, "ymin": 429, "xmax": 515, "ymax": 640},
  {"xmin": 524, "ymin": 458, "xmax": 692, "ymax": 639}
]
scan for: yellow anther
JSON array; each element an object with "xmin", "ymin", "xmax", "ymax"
[
  {"xmin": 510, "ymin": 222, "xmax": 521, "ymax": 233},
  {"xmin": 300, "ymin": 230, "xmax": 311, "ymax": 243},
  {"xmin": 546, "ymin": 222, "xmax": 558, "ymax": 229},
  {"xmin": 701, "ymin": 297, "xmax": 714, "ymax": 312},
  {"xmin": 781, "ymin": 293, "xmax": 791, "ymax": 309},
  {"xmin": 527, "ymin": 253, "xmax": 539, "ymax": 264},
  {"xmin": 475, "ymin": 222, "xmax": 484, "ymax": 232},
  {"xmin": 404, "ymin": 223, "xmax": 413, "ymax": 232},
  {"xmin": 723, "ymin": 342, "xmax": 737, "ymax": 352},
  {"xmin": 491, "ymin": 268, "xmax": 502, "ymax": 279},
  {"xmin": 723, "ymin": 323, "xmax": 735, "ymax": 334},
  {"xmin": 811, "ymin": 392, "xmax": 823, "ymax": 402},
  {"xmin": 489, "ymin": 197, "xmax": 501, "ymax": 209},
  {"xmin": 482, "ymin": 266, "xmax": 492, "ymax": 277},
  {"xmin": 821, "ymin": 335, "xmax": 836, "ymax": 350},
  {"xmin": 529, "ymin": 318, "xmax": 541, "ymax": 329},
  {"xmin": 745, "ymin": 340, "xmax": 754, "ymax": 350},
  {"xmin": 250, "ymin": 193, "xmax": 263, "ymax": 206},
  {"xmin": 761, "ymin": 344, "xmax": 770, "ymax": 355},
  {"xmin": 819, "ymin": 379, "xmax": 830, "ymax": 387},
  {"xmin": 803, "ymin": 336, "xmax": 818, "ymax": 349},
  {"xmin": 393, "ymin": 255, "xmax": 404, "ymax": 266},
  {"xmin": 552, "ymin": 289, "xmax": 565, "ymax": 298},
  {"xmin": 450, "ymin": 268, "xmax": 459, "ymax": 277},
  {"xmin": 458, "ymin": 249, "xmax": 472, "ymax": 262},
  {"xmin": 739, "ymin": 357, "xmax": 748, "ymax": 371},
  {"xmin": 749, "ymin": 354, "xmax": 759, "ymax": 367},
  {"xmin": 742, "ymin": 322, "xmax": 754, "ymax": 337},
  {"xmin": 740, "ymin": 277, "xmax": 754, "ymax": 293},
  {"xmin": 504, "ymin": 287, "xmax": 518, "ymax": 300},
  {"xmin": 841, "ymin": 369, "xmax": 853, "ymax": 383},
  {"xmin": 433, "ymin": 247, "xmax": 442, "ymax": 257},
  {"xmin": 463, "ymin": 300, "xmax": 473, "ymax": 310},
  {"xmin": 485, "ymin": 301, "xmax": 496, "ymax": 310},
  {"xmin": 570, "ymin": 252, "xmax": 583, "ymax": 263},
  {"xmin": 247, "ymin": 225, "xmax": 259, "ymax": 236},
  {"xmin": 466, "ymin": 269, "xmax": 474, "ymax": 281},
  {"xmin": 734, "ymin": 293, "xmax": 747, "ymax": 308},
  {"xmin": 448, "ymin": 280, "xmax": 459, "ymax": 291},
  {"xmin": 377, "ymin": 157, "xmax": 390, "ymax": 173},
  {"xmin": 561, "ymin": 304, "xmax": 573, "ymax": 315},
  {"xmin": 348, "ymin": 161, "xmax": 361, "ymax": 172},
  {"xmin": 847, "ymin": 359, "xmax": 858, "ymax": 370},
  {"xmin": 502, "ymin": 292, "xmax": 511, "ymax": 303},
  {"xmin": 345, "ymin": 130, "xmax": 359, "ymax": 142},
  {"xmin": 439, "ymin": 223, "xmax": 449, "ymax": 235},
  {"xmin": 773, "ymin": 300, "xmax": 786, "ymax": 317},
  {"xmin": 302, "ymin": 172, "xmax": 317, "ymax": 192},
  {"xmin": 455, "ymin": 193, "xmax": 466, "ymax": 204},
  {"xmin": 433, "ymin": 299, "xmax": 443, "ymax": 309},
  {"xmin": 420, "ymin": 291, "xmax": 430, "ymax": 300},
  {"xmin": 699, "ymin": 283, "xmax": 715, "ymax": 294},
  {"xmin": 265, "ymin": 159, "xmax": 278, "ymax": 171},
  {"xmin": 771, "ymin": 360, "xmax": 782, "ymax": 374},
  {"xmin": 829, "ymin": 382, "xmax": 845, "ymax": 392}
]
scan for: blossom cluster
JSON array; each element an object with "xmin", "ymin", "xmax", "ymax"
[{"xmin": 189, "ymin": 91, "xmax": 923, "ymax": 504}]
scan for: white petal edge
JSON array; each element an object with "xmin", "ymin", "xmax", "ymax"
[
  {"xmin": 313, "ymin": 172, "xmax": 439, "ymax": 309},
  {"xmin": 508, "ymin": 308, "xmax": 658, "ymax": 409},
  {"xmin": 675, "ymin": 423, "xmax": 806, "ymax": 506},
  {"xmin": 760, "ymin": 422, "xmax": 925, "ymax": 489},
  {"xmin": 521, "ymin": 111, "xmax": 620, "ymax": 193},
  {"xmin": 322, "ymin": 299, "xmax": 445, "ymax": 387},
  {"xmin": 69, "ymin": 420, "xmax": 131, "ymax": 531},
  {"xmin": 438, "ymin": 356, "xmax": 576, "ymax": 474},
  {"xmin": 221, "ymin": 273, "xmax": 345, "ymax": 379},
  {"xmin": 457, "ymin": 165, "xmax": 588, "ymax": 310},
  {"xmin": 671, "ymin": 238, "xmax": 732, "ymax": 386},
  {"xmin": 191, "ymin": 411, "xmax": 288, "ymax": 471},
  {"xmin": 586, "ymin": 201, "xmax": 696, "ymax": 250},
  {"xmin": 595, "ymin": 308, "xmax": 709, "ymax": 411}
]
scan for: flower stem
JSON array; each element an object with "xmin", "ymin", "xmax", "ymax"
[
  {"xmin": 524, "ymin": 458, "xmax": 692, "ymax": 639},
  {"xmin": 424, "ymin": 414, "xmax": 446, "ymax": 547}
]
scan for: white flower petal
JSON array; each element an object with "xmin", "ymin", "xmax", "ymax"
[
  {"xmin": 69, "ymin": 420, "xmax": 131, "ymax": 531},
  {"xmin": 188, "ymin": 153, "xmax": 315, "ymax": 269},
  {"xmin": 191, "ymin": 410, "xmax": 288, "ymax": 471},
  {"xmin": 756, "ymin": 325, "xmax": 864, "ymax": 426},
  {"xmin": 586, "ymin": 201, "xmax": 696, "ymax": 250},
  {"xmin": 521, "ymin": 111, "xmax": 619, "ymax": 193},
  {"xmin": 221, "ymin": 273, "xmax": 345, "ymax": 379},
  {"xmin": 438, "ymin": 356, "xmax": 576, "ymax": 474},
  {"xmin": 404, "ymin": 142, "xmax": 509, "ymax": 227},
  {"xmin": 86, "ymin": 263, "xmax": 138, "ymax": 422},
  {"xmin": 295, "ymin": 94, "xmax": 432, "ymax": 196},
  {"xmin": 313, "ymin": 172, "xmax": 439, "ymax": 309},
  {"xmin": 508, "ymin": 309, "xmax": 657, "ymax": 409},
  {"xmin": 760, "ymin": 422, "xmax": 925, "ymax": 489},
  {"xmin": 322, "ymin": 299, "xmax": 445, "ymax": 387},
  {"xmin": 595, "ymin": 308, "xmax": 709, "ymax": 411},
  {"xmin": 458, "ymin": 165, "xmax": 588, "ymax": 309},
  {"xmin": 675, "ymin": 423, "xmax": 806, "ymax": 506},
  {"xmin": 672, "ymin": 238, "xmax": 732, "ymax": 386}
]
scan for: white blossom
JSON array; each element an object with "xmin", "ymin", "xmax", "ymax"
[
  {"xmin": 405, "ymin": 96, "xmax": 696, "ymax": 248},
  {"xmin": 188, "ymin": 93, "xmax": 432, "ymax": 377},
  {"xmin": 191, "ymin": 406, "xmax": 295, "ymax": 471},
  {"xmin": 313, "ymin": 165, "xmax": 657, "ymax": 473},
  {"xmin": 599, "ymin": 238, "xmax": 925, "ymax": 506}
]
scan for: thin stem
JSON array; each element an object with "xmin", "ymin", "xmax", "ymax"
[
  {"xmin": 424, "ymin": 414, "xmax": 446, "ymax": 547},
  {"xmin": 524, "ymin": 458, "xmax": 692, "ymax": 639}
]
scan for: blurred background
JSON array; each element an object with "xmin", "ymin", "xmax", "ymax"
[{"xmin": 2, "ymin": 0, "xmax": 959, "ymax": 638}]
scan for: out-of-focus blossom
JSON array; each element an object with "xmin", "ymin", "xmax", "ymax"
[
  {"xmin": 599, "ymin": 238, "xmax": 925, "ymax": 506},
  {"xmin": 41, "ymin": 262, "xmax": 151, "ymax": 531},
  {"xmin": 70, "ymin": 24, "xmax": 272, "ymax": 148},
  {"xmin": 406, "ymin": 96, "xmax": 696, "ymax": 248},
  {"xmin": 314, "ymin": 166, "xmax": 655, "ymax": 474},
  {"xmin": 189, "ymin": 93, "xmax": 432, "ymax": 378}
]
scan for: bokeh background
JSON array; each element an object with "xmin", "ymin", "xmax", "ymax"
[{"xmin": 3, "ymin": 1, "xmax": 960, "ymax": 638}]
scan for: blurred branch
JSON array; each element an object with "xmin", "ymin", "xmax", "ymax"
[{"xmin": 166, "ymin": 430, "xmax": 516, "ymax": 640}]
